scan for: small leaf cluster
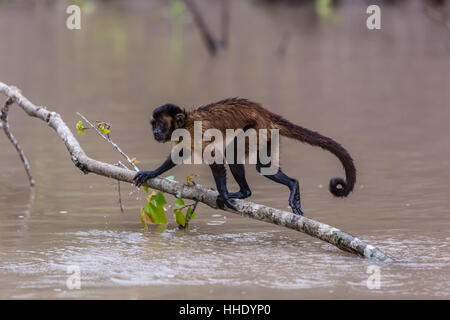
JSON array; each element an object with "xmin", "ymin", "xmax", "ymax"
[
  {"xmin": 76, "ymin": 120, "xmax": 87, "ymax": 135},
  {"xmin": 140, "ymin": 190, "xmax": 168, "ymax": 229},
  {"xmin": 139, "ymin": 175, "xmax": 198, "ymax": 230},
  {"xmin": 95, "ymin": 121, "xmax": 111, "ymax": 135},
  {"xmin": 173, "ymin": 198, "xmax": 196, "ymax": 228},
  {"xmin": 76, "ymin": 120, "xmax": 110, "ymax": 136}
]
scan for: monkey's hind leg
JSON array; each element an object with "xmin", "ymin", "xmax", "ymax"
[
  {"xmin": 225, "ymin": 136, "xmax": 252, "ymax": 200},
  {"xmin": 227, "ymin": 164, "xmax": 252, "ymax": 199},
  {"xmin": 256, "ymin": 161, "xmax": 303, "ymax": 216},
  {"xmin": 209, "ymin": 164, "xmax": 238, "ymax": 211}
]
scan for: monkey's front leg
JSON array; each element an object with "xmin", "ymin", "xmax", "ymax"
[
  {"xmin": 209, "ymin": 164, "xmax": 238, "ymax": 211},
  {"xmin": 134, "ymin": 155, "xmax": 176, "ymax": 187}
]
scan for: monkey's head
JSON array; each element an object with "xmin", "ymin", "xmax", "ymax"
[{"xmin": 150, "ymin": 104, "xmax": 186, "ymax": 142}]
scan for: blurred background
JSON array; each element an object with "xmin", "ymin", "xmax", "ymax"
[{"xmin": 0, "ymin": 0, "xmax": 449, "ymax": 299}]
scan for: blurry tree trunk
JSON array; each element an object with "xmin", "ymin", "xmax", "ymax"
[{"xmin": 183, "ymin": 0, "xmax": 229, "ymax": 56}]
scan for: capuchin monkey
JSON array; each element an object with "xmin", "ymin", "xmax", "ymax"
[{"xmin": 134, "ymin": 98, "xmax": 356, "ymax": 216}]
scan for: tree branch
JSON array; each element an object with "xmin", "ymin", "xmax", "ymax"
[
  {"xmin": 0, "ymin": 82, "xmax": 391, "ymax": 262},
  {"xmin": 0, "ymin": 94, "xmax": 35, "ymax": 187}
]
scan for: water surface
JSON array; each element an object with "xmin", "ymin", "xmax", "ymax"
[{"xmin": 0, "ymin": 0, "xmax": 449, "ymax": 299}]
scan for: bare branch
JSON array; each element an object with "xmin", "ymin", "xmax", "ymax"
[
  {"xmin": 1, "ymin": 96, "xmax": 35, "ymax": 187},
  {"xmin": 0, "ymin": 82, "xmax": 391, "ymax": 262}
]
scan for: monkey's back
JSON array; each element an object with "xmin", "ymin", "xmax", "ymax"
[{"xmin": 185, "ymin": 98, "xmax": 277, "ymax": 134}]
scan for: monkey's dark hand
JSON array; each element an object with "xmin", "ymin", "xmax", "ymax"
[
  {"xmin": 134, "ymin": 170, "xmax": 158, "ymax": 187},
  {"xmin": 216, "ymin": 194, "xmax": 238, "ymax": 211}
]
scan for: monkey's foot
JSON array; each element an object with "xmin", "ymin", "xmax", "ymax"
[
  {"xmin": 228, "ymin": 189, "xmax": 251, "ymax": 199},
  {"xmin": 289, "ymin": 183, "xmax": 304, "ymax": 216},
  {"xmin": 134, "ymin": 170, "xmax": 157, "ymax": 187},
  {"xmin": 216, "ymin": 195, "xmax": 238, "ymax": 211}
]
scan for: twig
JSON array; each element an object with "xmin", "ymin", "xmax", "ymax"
[
  {"xmin": 76, "ymin": 112, "xmax": 139, "ymax": 172},
  {"xmin": 117, "ymin": 180, "xmax": 124, "ymax": 214},
  {"xmin": 0, "ymin": 82, "xmax": 391, "ymax": 262},
  {"xmin": 1, "ymin": 96, "xmax": 35, "ymax": 187},
  {"xmin": 185, "ymin": 200, "xmax": 199, "ymax": 228},
  {"xmin": 116, "ymin": 161, "xmax": 128, "ymax": 170},
  {"xmin": 178, "ymin": 200, "xmax": 198, "ymax": 230},
  {"xmin": 79, "ymin": 114, "xmax": 138, "ymax": 214},
  {"xmin": 115, "ymin": 161, "xmax": 129, "ymax": 214}
]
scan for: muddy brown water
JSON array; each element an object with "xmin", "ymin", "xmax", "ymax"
[{"xmin": 0, "ymin": 0, "xmax": 449, "ymax": 299}]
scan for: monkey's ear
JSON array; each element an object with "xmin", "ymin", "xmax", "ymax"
[{"xmin": 175, "ymin": 113, "xmax": 186, "ymax": 128}]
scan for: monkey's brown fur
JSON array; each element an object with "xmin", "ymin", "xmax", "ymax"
[{"xmin": 184, "ymin": 98, "xmax": 278, "ymax": 134}]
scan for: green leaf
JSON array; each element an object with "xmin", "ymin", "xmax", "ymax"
[
  {"xmin": 174, "ymin": 208, "xmax": 186, "ymax": 227},
  {"xmin": 143, "ymin": 202, "xmax": 152, "ymax": 214},
  {"xmin": 170, "ymin": 0, "xmax": 184, "ymax": 19},
  {"xmin": 76, "ymin": 120, "xmax": 85, "ymax": 135},
  {"xmin": 98, "ymin": 124, "xmax": 110, "ymax": 135},
  {"xmin": 144, "ymin": 202, "xmax": 160, "ymax": 224},
  {"xmin": 316, "ymin": 0, "xmax": 333, "ymax": 18},
  {"xmin": 144, "ymin": 198, "xmax": 167, "ymax": 225},
  {"xmin": 154, "ymin": 199, "xmax": 168, "ymax": 224},
  {"xmin": 141, "ymin": 186, "xmax": 150, "ymax": 193},
  {"xmin": 146, "ymin": 190, "xmax": 157, "ymax": 203},
  {"xmin": 154, "ymin": 191, "xmax": 167, "ymax": 206},
  {"xmin": 140, "ymin": 191, "xmax": 169, "ymax": 226},
  {"xmin": 174, "ymin": 198, "xmax": 185, "ymax": 208},
  {"xmin": 140, "ymin": 208, "xmax": 148, "ymax": 230},
  {"xmin": 186, "ymin": 173, "xmax": 198, "ymax": 186}
]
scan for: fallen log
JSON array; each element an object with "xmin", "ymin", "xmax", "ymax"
[{"xmin": 0, "ymin": 81, "xmax": 391, "ymax": 262}]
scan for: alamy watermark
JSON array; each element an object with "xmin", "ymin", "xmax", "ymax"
[
  {"xmin": 366, "ymin": 265, "xmax": 381, "ymax": 289},
  {"xmin": 66, "ymin": 265, "xmax": 81, "ymax": 290},
  {"xmin": 169, "ymin": 121, "xmax": 280, "ymax": 175},
  {"xmin": 66, "ymin": 5, "xmax": 81, "ymax": 30},
  {"xmin": 366, "ymin": 5, "xmax": 381, "ymax": 30},
  {"xmin": 65, "ymin": 4, "xmax": 381, "ymax": 32}
]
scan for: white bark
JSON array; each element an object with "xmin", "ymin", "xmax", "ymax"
[{"xmin": 0, "ymin": 82, "xmax": 391, "ymax": 262}]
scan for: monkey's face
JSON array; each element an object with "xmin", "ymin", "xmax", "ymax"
[
  {"xmin": 150, "ymin": 104, "xmax": 186, "ymax": 142},
  {"xmin": 150, "ymin": 116, "xmax": 172, "ymax": 142}
]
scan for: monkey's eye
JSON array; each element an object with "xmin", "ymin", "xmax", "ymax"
[{"xmin": 157, "ymin": 120, "xmax": 167, "ymax": 129}]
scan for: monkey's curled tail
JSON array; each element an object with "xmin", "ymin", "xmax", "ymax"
[{"xmin": 272, "ymin": 114, "xmax": 356, "ymax": 197}]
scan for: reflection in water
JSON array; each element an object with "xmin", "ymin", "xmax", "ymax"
[{"xmin": 0, "ymin": 0, "xmax": 449, "ymax": 298}]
